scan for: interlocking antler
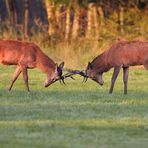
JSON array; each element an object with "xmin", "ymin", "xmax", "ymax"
[
  {"xmin": 59, "ymin": 73, "xmax": 76, "ymax": 85},
  {"xmin": 46, "ymin": 72, "xmax": 76, "ymax": 86},
  {"xmin": 64, "ymin": 69, "xmax": 88, "ymax": 83}
]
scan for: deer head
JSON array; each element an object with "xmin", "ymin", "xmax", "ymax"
[
  {"xmin": 44, "ymin": 62, "xmax": 65, "ymax": 87},
  {"xmin": 85, "ymin": 62, "xmax": 104, "ymax": 85},
  {"xmin": 66, "ymin": 62, "xmax": 104, "ymax": 85},
  {"xmin": 44, "ymin": 62, "xmax": 75, "ymax": 87}
]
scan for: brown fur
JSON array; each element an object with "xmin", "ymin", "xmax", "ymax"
[
  {"xmin": 86, "ymin": 41, "xmax": 148, "ymax": 94},
  {"xmin": 0, "ymin": 40, "xmax": 63, "ymax": 91}
]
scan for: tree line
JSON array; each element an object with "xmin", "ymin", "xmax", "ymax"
[{"xmin": 0, "ymin": 0, "xmax": 148, "ymax": 43}]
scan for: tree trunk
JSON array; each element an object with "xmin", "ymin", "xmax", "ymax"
[
  {"xmin": 5, "ymin": 0, "xmax": 13, "ymax": 36},
  {"xmin": 12, "ymin": 0, "xmax": 18, "ymax": 25},
  {"xmin": 65, "ymin": 6, "xmax": 71, "ymax": 40},
  {"xmin": 72, "ymin": 0, "xmax": 79, "ymax": 39},
  {"xmin": 23, "ymin": 0, "xmax": 29, "ymax": 40},
  {"xmin": 119, "ymin": 6, "xmax": 124, "ymax": 34},
  {"xmin": 92, "ymin": 4, "xmax": 99, "ymax": 40},
  {"xmin": 55, "ymin": 4, "xmax": 62, "ymax": 35},
  {"xmin": 117, "ymin": 1, "xmax": 124, "ymax": 34},
  {"xmin": 86, "ymin": 3, "xmax": 93, "ymax": 39},
  {"xmin": 60, "ymin": 7, "xmax": 66, "ymax": 37},
  {"xmin": 5, "ymin": 0, "xmax": 12, "ymax": 24},
  {"xmin": 98, "ymin": 6, "xmax": 104, "ymax": 29},
  {"xmin": 45, "ymin": 0, "xmax": 54, "ymax": 35}
]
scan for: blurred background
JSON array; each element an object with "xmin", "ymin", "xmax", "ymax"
[{"xmin": 0, "ymin": 0, "xmax": 148, "ymax": 68}]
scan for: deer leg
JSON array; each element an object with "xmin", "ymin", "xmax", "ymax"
[
  {"xmin": 109, "ymin": 67, "xmax": 121, "ymax": 94},
  {"xmin": 123, "ymin": 67, "xmax": 129, "ymax": 95},
  {"xmin": 20, "ymin": 64, "xmax": 30, "ymax": 92},
  {"xmin": 8, "ymin": 66, "xmax": 21, "ymax": 91},
  {"xmin": 144, "ymin": 59, "xmax": 148, "ymax": 70}
]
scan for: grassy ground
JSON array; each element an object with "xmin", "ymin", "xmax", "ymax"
[{"xmin": 0, "ymin": 66, "xmax": 148, "ymax": 148}]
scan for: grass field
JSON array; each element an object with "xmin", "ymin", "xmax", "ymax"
[{"xmin": 0, "ymin": 66, "xmax": 148, "ymax": 148}]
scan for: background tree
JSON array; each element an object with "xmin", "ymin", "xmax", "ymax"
[
  {"xmin": 23, "ymin": 0, "xmax": 29, "ymax": 40},
  {"xmin": 71, "ymin": 0, "xmax": 79, "ymax": 39},
  {"xmin": 0, "ymin": 0, "xmax": 148, "ymax": 43},
  {"xmin": 5, "ymin": 0, "xmax": 13, "ymax": 36}
]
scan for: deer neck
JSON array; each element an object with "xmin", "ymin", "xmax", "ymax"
[
  {"xmin": 92, "ymin": 52, "xmax": 110, "ymax": 72},
  {"xmin": 37, "ymin": 53, "xmax": 56, "ymax": 76}
]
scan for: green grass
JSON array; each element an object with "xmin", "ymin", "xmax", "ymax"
[{"xmin": 0, "ymin": 66, "xmax": 148, "ymax": 148}]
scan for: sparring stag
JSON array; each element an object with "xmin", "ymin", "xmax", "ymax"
[
  {"xmin": 0, "ymin": 40, "xmax": 73, "ymax": 91},
  {"xmin": 70, "ymin": 41, "xmax": 148, "ymax": 94}
]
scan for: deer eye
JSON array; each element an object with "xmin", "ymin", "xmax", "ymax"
[{"xmin": 52, "ymin": 78, "xmax": 56, "ymax": 81}]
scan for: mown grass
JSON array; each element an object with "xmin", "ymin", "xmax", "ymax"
[{"xmin": 0, "ymin": 66, "xmax": 148, "ymax": 148}]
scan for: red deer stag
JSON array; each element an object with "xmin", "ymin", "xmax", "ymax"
[
  {"xmin": 0, "ymin": 40, "xmax": 73, "ymax": 91},
  {"xmin": 70, "ymin": 41, "xmax": 148, "ymax": 94}
]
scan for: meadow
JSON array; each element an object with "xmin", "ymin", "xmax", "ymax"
[{"xmin": 0, "ymin": 66, "xmax": 148, "ymax": 148}]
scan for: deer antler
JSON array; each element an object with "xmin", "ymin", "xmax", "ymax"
[
  {"xmin": 64, "ymin": 69, "xmax": 88, "ymax": 83},
  {"xmin": 59, "ymin": 72, "xmax": 76, "ymax": 85}
]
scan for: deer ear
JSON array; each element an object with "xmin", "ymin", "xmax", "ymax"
[
  {"xmin": 59, "ymin": 61, "xmax": 64, "ymax": 70},
  {"xmin": 55, "ymin": 63, "xmax": 58, "ymax": 70},
  {"xmin": 88, "ymin": 62, "xmax": 93, "ymax": 69}
]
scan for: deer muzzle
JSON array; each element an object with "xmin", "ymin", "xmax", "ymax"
[
  {"xmin": 98, "ymin": 79, "xmax": 104, "ymax": 85},
  {"xmin": 92, "ymin": 76, "xmax": 104, "ymax": 86},
  {"xmin": 44, "ymin": 79, "xmax": 56, "ymax": 87}
]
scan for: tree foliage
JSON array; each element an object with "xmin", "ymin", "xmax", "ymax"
[{"xmin": 0, "ymin": 0, "xmax": 148, "ymax": 44}]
